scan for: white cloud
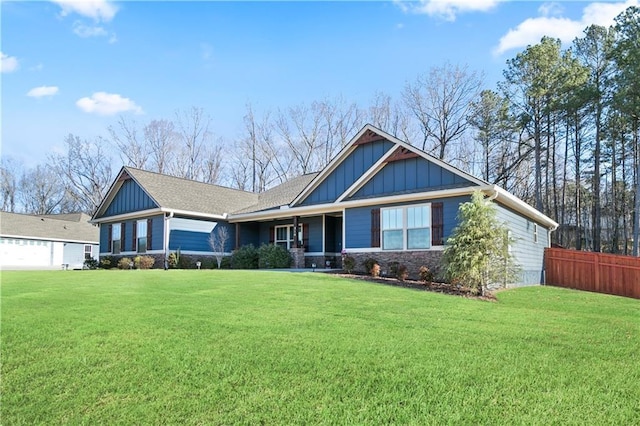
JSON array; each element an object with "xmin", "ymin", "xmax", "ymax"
[
  {"xmin": 494, "ymin": 0, "xmax": 639, "ymax": 55},
  {"xmin": 397, "ymin": 0, "xmax": 503, "ymax": 21},
  {"xmin": 27, "ymin": 86, "xmax": 59, "ymax": 98},
  {"xmin": 494, "ymin": 17, "xmax": 584, "ymax": 55},
  {"xmin": 1, "ymin": 52, "xmax": 19, "ymax": 73},
  {"xmin": 52, "ymin": 0, "xmax": 118, "ymax": 22},
  {"xmin": 538, "ymin": 2, "xmax": 564, "ymax": 17},
  {"xmin": 72, "ymin": 21, "xmax": 108, "ymax": 38},
  {"xmin": 76, "ymin": 92, "xmax": 143, "ymax": 116}
]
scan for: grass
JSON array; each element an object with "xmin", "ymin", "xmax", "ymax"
[{"xmin": 2, "ymin": 270, "xmax": 639, "ymax": 425}]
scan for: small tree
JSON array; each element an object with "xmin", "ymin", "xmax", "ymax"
[
  {"xmin": 209, "ymin": 225, "xmax": 230, "ymax": 269},
  {"xmin": 443, "ymin": 191, "xmax": 519, "ymax": 295}
]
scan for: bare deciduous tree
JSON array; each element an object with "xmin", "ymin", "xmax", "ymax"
[
  {"xmin": 208, "ymin": 224, "xmax": 230, "ymax": 269},
  {"xmin": 403, "ymin": 62, "xmax": 484, "ymax": 159},
  {"xmin": 144, "ymin": 119, "xmax": 177, "ymax": 174},
  {"xmin": 175, "ymin": 107, "xmax": 212, "ymax": 180},
  {"xmin": 50, "ymin": 134, "xmax": 114, "ymax": 215},
  {"xmin": 108, "ymin": 117, "xmax": 149, "ymax": 169},
  {"xmin": 19, "ymin": 164, "xmax": 68, "ymax": 214},
  {"xmin": 0, "ymin": 157, "xmax": 21, "ymax": 212}
]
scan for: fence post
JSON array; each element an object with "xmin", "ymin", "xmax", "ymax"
[{"xmin": 593, "ymin": 252, "xmax": 600, "ymax": 291}]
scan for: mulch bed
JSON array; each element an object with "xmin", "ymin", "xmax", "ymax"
[{"xmin": 328, "ymin": 272, "xmax": 497, "ymax": 301}]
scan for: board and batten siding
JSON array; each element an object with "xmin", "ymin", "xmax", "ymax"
[
  {"xmin": 345, "ymin": 196, "xmax": 468, "ymax": 249},
  {"xmin": 350, "ymin": 157, "xmax": 476, "ymax": 200},
  {"xmin": 494, "ymin": 203, "xmax": 550, "ymax": 285},
  {"xmin": 300, "ymin": 139, "xmax": 395, "ymax": 206},
  {"xmin": 103, "ymin": 179, "xmax": 157, "ymax": 217}
]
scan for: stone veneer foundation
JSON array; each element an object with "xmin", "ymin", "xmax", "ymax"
[{"xmin": 345, "ymin": 250, "xmax": 444, "ymax": 280}]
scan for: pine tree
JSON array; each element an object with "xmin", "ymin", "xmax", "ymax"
[{"xmin": 443, "ymin": 191, "xmax": 519, "ymax": 295}]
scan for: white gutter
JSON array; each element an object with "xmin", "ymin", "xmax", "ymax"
[
  {"xmin": 487, "ymin": 185, "xmax": 559, "ymax": 231},
  {"xmin": 0, "ymin": 234, "xmax": 99, "ymax": 244},
  {"xmin": 91, "ymin": 207, "xmax": 227, "ymax": 224}
]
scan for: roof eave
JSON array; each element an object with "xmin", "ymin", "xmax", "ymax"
[{"xmin": 229, "ymin": 186, "xmax": 486, "ymax": 222}]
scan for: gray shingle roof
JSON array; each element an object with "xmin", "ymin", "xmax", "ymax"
[
  {"xmin": 124, "ymin": 167, "xmax": 259, "ymax": 216},
  {"xmin": 233, "ymin": 173, "xmax": 319, "ymax": 214},
  {"xmin": 0, "ymin": 212, "xmax": 99, "ymax": 243}
]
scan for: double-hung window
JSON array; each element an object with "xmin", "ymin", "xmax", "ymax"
[
  {"xmin": 137, "ymin": 220, "xmax": 148, "ymax": 253},
  {"xmin": 84, "ymin": 244, "xmax": 93, "ymax": 260},
  {"xmin": 112, "ymin": 223, "xmax": 121, "ymax": 254},
  {"xmin": 382, "ymin": 208, "xmax": 403, "ymax": 250},
  {"xmin": 381, "ymin": 204, "xmax": 431, "ymax": 250},
  {"xmin": 406, "ymin": 205, "xmax": 430, "ymax": 249}
]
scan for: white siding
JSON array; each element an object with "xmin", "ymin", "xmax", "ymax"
[{"xmin": 0, "ymin": 238, "xmax": 96, "ymax": 270}]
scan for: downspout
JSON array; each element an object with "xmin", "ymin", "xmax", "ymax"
[
  {"xmin": 164, "ymin": 211, "xmax": 174, "ymax": 268},
  {"xmin": 485, "ymin": 186, "xmax": 499, "ymax": 202}
]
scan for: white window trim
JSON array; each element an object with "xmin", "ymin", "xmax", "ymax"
[
  {"xmin": 137, "ymin": 220, "xmax": 148, "ymax": 253},
  {"xmin": 381, "ymin": 203, "xmax": 432, "ymax": 251},
  {"xmin": 274, "ymin": 224, "xmax": 303, "ymax": 250},
  {"xmin": 112, "ymin": 223, "xmax": 122, "ymax": 254}
]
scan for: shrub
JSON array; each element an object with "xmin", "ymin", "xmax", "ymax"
[
  {"xmin": 343, "ymin": 255, "xmax": 356, "ymax": 274},
  {"xmin": 117, "ymin": 257, "xmax": 133, "ymax": 270},
  {"xmin": 231, "ymin": 244, "xmax": 259, "ymax": 269},
  {"xmin": 220, "ymin": 256, "xmax": 232, "ymax": 269},
  {"xmin": 419, "ymin": 266, "xmax": 434, "ymax": 284},
  {"xmin": 178, "ymin": 255, "xmax": 193, "ymax": 269},
  {"xmin": 168, "ymin": 251, "xmax": 179, "ymax": 269},
  {"xmin": 258, "ymin": 244, "xmax": 291, "ymax": 268},
  {"xmin": 443, "ymin": 190, "xmax": 519, "ymax": 295},
  {"xmin": 99, "ymin": 256, "xmax": 113, "ymax": 269},
  {"xmin": 388, "ymin": 261, "xmax": 399, "ymax": 277},
  {"xmin": 396, "ymin": 264, "xmax": 408, "ymax": 281},
  {"xmin": 134, "ymin": 255, "xmax": 155, "ymax": 270},
  {"xmin": 363, "ymin": 258, "xmax": 380, "ymax": 277},
  {"xmin": 84, "ymin": 257, "xmax": 99, "ymax": 270}
]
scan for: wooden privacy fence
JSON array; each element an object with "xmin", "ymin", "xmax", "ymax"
[{"xmin": 545, "ymin": 248, "xmax": 640, "ymax": 299}]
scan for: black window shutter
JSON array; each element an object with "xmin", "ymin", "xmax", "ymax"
[
  {"xmin": 132, "ymin": 221, "xmax": 137, "ymax": 252},
  {"xmin": 269, "ymin": 226, "xmax": 275, "ymax": 244},
  {"xmin": 120, "ymin": 223, "xmax": 126, "ymax": 249},
  {"xmin": 432, "ymin": 203, "xmax": 444, "ymax": 246},
  {"xmin": 147, "ymin": 218, "xmax": 153, "ymax": 250},
  {"xmin": 107, "ymin": 224, "xmax": 112, "ymax": 252},
  {"xmin": 371, "ymin": 208, "xmax": 380, "ymax": 248}
]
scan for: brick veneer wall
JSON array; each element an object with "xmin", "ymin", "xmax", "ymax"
[{"xmin": 346, "ymin": 250, "xmax": 444, "ymax": 280}]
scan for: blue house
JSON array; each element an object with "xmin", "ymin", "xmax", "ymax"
[{"xmin": 91, "ymin": 124, "xmax": 557, "ymax": 284}]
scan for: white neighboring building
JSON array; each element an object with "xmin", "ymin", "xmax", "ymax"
[{"xmin": 0, "ymin": 212, "xmax": 99, "ymax": 270}]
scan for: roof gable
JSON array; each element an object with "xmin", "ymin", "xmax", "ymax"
[
  {"xmin": 291, "ymin": 124, "xmax": 485, "ymax": 207},
  {"xmin": 103, "ymin": 175, "xmax": 158, "ymax": 217},
  {"xmin": 298, "ymin": 137, "xmax": 395, "ymax": 206},
  {"xmin": 93, "ymin": 167, "xmax": 259, "ymax": 220},
  {"xmin": 348, "ymin": 154, "xmax": 477, "ymax": 201}
]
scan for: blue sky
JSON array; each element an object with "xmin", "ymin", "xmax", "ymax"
[{"xmin": 2, "ymin": 0, "xmax": 637, "ymax": 167}]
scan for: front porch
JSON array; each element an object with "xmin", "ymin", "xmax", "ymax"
[{"xmin": 233, "ymin": 212, "xmax": 343, "ymax": 269}]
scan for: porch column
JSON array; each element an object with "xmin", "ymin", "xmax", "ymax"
[{"xmin": 292, "ymin": 216, "xmax": 299, "ymax": 248}]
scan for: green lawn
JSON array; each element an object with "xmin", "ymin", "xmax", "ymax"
[{"xmin": 2, "ymin": 270, "xmax": 639, "ymax": 424}]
